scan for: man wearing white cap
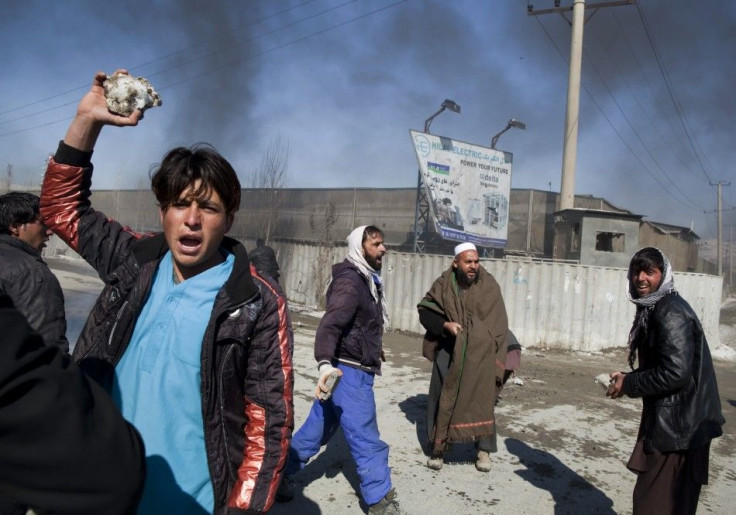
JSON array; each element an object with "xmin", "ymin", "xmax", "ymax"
[
  {"xmin": 278, "ymin": 225, "xmax": 402, "ymax": 514},
  {"xmin": 417, "ymin": 242, "xmax": 508, "ymax": 472}
]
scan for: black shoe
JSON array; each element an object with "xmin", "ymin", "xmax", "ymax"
[{"xmin": 275, "ymin": 475, "xmax": 295, "ymax": 502}]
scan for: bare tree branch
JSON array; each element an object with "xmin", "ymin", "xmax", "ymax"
[
  {"xmin": 247, "ymin": 134, "xmax": 290, "ymax": 243},
  {"xmin": 309, "ymin": 199, "xmax": 339, "ymax": 309}
]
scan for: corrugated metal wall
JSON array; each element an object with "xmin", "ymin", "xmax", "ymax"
[
  {"xmin": 269, "ymin": 241, "xmax": 722, "ymax": 351},
  {"xmin": 45, "ymin": 237, "xmax": 722, "ymax": 351}
]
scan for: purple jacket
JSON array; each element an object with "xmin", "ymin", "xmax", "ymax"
[{"xmin": 315, "ymin": 260, "xmax": 384, "ymax": 374}]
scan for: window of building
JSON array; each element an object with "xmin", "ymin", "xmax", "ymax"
[{"xmin": 595, "ymin": 231, "xmax": 625, "ymax": 252}]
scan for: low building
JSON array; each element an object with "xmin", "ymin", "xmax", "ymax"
[
  {"xmin": 552, "ymin": 208, "xmax": 643, "ymax": 268},
  {"xmin": 21, "ymin": 185, "xmax": 710, "ymax": 273}
]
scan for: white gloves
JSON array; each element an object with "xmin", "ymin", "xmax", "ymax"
[{"xmin": 315, "ymin": 364, "xmax": 343, "ymax": 400}]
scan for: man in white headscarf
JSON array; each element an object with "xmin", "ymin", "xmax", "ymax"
[
  {"xmin": 278, "ymin": 226, "xmax": 401, "ymax": 515},
  {"xmin": 607, "ymin": 247, "xmax": 724, "ymax": 514}
]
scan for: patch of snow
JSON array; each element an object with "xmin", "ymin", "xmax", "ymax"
[
  {"xmin": 712, "ymin": 343, "xmax": 736, "ymax": 361},
  {"xmin": 716, "ymin": 324, "xmax": 736, "ymax": 361}
]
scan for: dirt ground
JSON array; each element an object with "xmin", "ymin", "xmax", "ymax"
[
  {"xmin": 50, "ymin": 257, "xmax": 736, "ymax": 515},
  {"xmin": 270, "ymin": 307, "xmax": 736, "ymax": 515}
]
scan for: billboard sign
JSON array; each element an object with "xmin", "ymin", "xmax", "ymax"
[{"xmin": 410, "ymin": 130, "xmax": 512, "ymax": 248}]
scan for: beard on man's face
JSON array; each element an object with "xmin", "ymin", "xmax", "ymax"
[
  {"xmin": 456, "ymin": 267, "xmax": 478, "ymax": 287},
  {"xmin": 366, "ymin": 255, "xmax": 382, "ymax": 271}
]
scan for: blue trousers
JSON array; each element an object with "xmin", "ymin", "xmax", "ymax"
[{"xmin": 285, "ymin": 364, "xmax": 392, "ymax": 505}]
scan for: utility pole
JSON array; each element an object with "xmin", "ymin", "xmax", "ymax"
[
  {"xmin": 559, "ymin": 0, "xmax": 583, "ymax": 211},
  {"xmin": 710, "ymin": 181, "xmax": 730, "ymax": 276},
  {"xmin": 730, "ymin": 225, "xmax": 733, "ymax": 288},
  {"xmin": 528, "ymin": 0, "xmax": 635, "ymax": 210},
  {"xmin": 5, "ymin": 164, "xmax": 12, "ymax": 193}
]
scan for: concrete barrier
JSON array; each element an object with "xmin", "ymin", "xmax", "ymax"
[{"xmin": 44, "ymin": 235, "xmax": 722, "ymax": 351}]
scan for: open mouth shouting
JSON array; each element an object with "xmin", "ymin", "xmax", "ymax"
[
  {"xmin": 179, "ymin": 234, "xmax": 203, "ymax": 255},
  {"xmin": 160, "ymin": 179, "xmax": 233, "ymax": 281}
]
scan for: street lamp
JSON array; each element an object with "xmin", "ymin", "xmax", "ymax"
[
  {"xmin": 414, "ymin": 99, "xmax": 462, "ymax": 253},
  {"xmin": 424, "ymin": 99, "xmax": 461, "ymax": 134},
  {"xmin": 491, "ymin": 118, "xmax": 526, "ymax": 149}
]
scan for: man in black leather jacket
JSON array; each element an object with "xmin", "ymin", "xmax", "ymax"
[
  {"xmin": 249, "ymin": 238, "xmax": 280, "ymax": 283},
  {"xmin": 607, "ymin": 247, "xmax": 724, "ymax": 514}
]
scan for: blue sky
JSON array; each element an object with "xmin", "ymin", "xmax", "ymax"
[{"xmin": 1, "ymin": 0, "xmax": 734, "ymax": 239}]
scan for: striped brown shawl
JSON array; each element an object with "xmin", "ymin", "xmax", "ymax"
[{"xmin": 418, "ymin": 266, "xmax": 508, "ymax": 450}]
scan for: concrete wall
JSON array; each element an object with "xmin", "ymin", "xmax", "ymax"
[
  {"xmin": 237, "ymin": 188, "xmax": 418, "ymax": 249},
  {"xmin": 35, "ymin": 185, "xmax": 711, "ymax": 272},
  {"xmin": 45, "ymin": 237, "xmax": 723, "ymax": 352},
  {"xmin": 377, "ymin": 249, "xmax": 720, "ymax": 351},
  {"xmin": 56, "ymin": 187, "xmax": 642, "ymax": 257}
]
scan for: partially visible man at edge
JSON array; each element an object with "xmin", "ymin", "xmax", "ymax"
[
  {"xmin": 249, "ymin": 237, "xmax": 280, "ymax": 283},
  {"xmin": 0, "ymin": 191, "xmax": 68, "ymax": 352},
  {"xmin": 40, "ymin": 70, "xmax": 293, "ymax": 513},
  {"xmin": 607, "ymin": 246, "xmax": 724, "ymax": 514},
  {"xmin": 417, "ymin": 242, "xmax": 508, "ymax": 472},
  {"xmin": 0, "ymin": 294, "xmax": 144, "ymax": 514}
]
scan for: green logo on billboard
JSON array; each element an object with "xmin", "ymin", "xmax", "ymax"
[{"xmin": 428, "ymin": 162, "xmax": 449, "ymax": 175}]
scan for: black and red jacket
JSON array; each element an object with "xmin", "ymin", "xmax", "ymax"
[{"xmin": 41, "ymin": 142, "xmax": 294, "ymax": 513}]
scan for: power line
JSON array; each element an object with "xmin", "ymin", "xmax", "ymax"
[
  {"xmin": 161, "ymin": 0, "xmax": 407, "ymax": 92},
  {"xmin": 0, "ymin": 0, "xmax": 367, "ymax": 127},
  {"xmin": 0, "ymin": 0, "xmax": 324, "ymax": 120},
  {"xmin": 0, "ymin": 85, "xmax": 87, "ymax": 120},
  {"xmin": 0, "ymin": 99, "xmax": 78, "ymax": 127},
  {"xmin": 0, "ymin": 0, "xmax": 355, "ymax": 127},
  {"xmin": 610, "ymin": 8, "xmax": 709, "ymax": 185},
  {"xmin": 0, "ymin": 116, "xmax": 73, "ymax": 138},
  {"xmin": 532, "ymin": 14, "xmax": 703, "ymax": 213},
  {"xmin": 635, "ymin": 1, "xmax": 715, "ymax": 184},
  {"xmin": 128, "ymin": 0, "xmax": 326, "ymax": 77},
  {"xmin": 0, "ymin": 0, "xmax": 407, "ymax": 138},
  {"xmin": 584, "ymin": 18, "xmax": 705, "ymax": 211},
  {"xmin": 144, "ymin": 0, "xmax": 361, "ymax": 86}
]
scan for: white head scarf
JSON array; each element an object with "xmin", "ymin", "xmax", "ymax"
[
  {"xmin": 625, "ymin": 247, "xmax": 676, "ymax": 368},
  {"xmin": 346, "ymin": 225, "xmax": 389, "ymax": 327},
  {"xmin": 626, "ymin": 247, "xmax": 676, "ymax": 308}
]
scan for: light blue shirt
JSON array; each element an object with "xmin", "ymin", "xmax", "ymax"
[{"xmin": 112, "ymin": 250, "xmax": 234, "ymax": 514}]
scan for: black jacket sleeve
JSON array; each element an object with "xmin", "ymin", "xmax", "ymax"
[
  {"xmin": 0, "ymin": 294, "xmax": 145, "ymax": 514},
  {"xmin": 418, "ymin": 306, "xmax": 447, "ymax": 337},
  {"xmin": 623, "ymin": 299, "xmax": 695, "ymax": 398},
  {"xmin": 41, "ymin": 142, "xmax": 142, "ymax": 283}
]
